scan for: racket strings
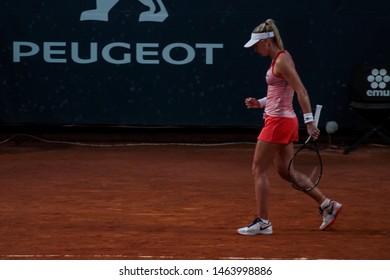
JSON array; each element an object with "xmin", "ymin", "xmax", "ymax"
[
  {"xmin": 289, "ymin": 165, "xmax": 319, "ymax": 190},
  {"xmin": 288, "ymin": 147, "xmax": 322, "ymax": 191}
]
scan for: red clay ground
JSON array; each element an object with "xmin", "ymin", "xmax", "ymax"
[{"xmin": 0, "ymin": 141, "xmax": 389, "ymax": 259}]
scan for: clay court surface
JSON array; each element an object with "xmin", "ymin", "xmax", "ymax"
[{"xmin": 0, "ymin": 138, "xmax": 389, "ymax": 260}]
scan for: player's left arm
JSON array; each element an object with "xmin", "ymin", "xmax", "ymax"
[{"xmin": 273, "ymin": 54, "xmax": 311, "ymax": 113}]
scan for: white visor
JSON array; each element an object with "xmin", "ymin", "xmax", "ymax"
[{"xmin": 244, "ymin": 32, "xmax": 275, "ymax": 48}]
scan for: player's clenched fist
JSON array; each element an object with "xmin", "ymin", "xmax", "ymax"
[{"xmin": 245, "ymin": 97, "xmax": 260, "ymax": 109}]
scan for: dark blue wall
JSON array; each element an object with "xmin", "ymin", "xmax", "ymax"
[{"xmin": 1, "ymin": 1, "xmax": 389, "ymax": 127}]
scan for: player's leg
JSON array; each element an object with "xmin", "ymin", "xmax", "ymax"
[
  {"xmin": 252, "ymin": 141, "xmax": 280, "ymax": 219},
  {"xmin": 274, "ymin": 142, "xmax": 342, "ymax": 230},
  {"xmin": 274, "ymin": 142, "xmax": 326, "ymax": 203},
  {"xmin": 237, "ymin": 141, "xmax": 280, "ymax": 235}
]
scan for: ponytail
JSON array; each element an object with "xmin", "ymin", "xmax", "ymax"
[{"xmin": 253, "ymin": 19, "xmax": 284, "ymax": 50}]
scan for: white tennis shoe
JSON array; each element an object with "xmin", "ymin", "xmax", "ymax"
[
  {"xmin": 319, "ymin": 200, "xmax": 343, "ymax": 230},
  {"xmin": 237, "ymin": 217, "xmax": 273, "ymax": 235}
]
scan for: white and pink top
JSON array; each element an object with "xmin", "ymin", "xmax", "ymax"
[{"xmin": 264, "ymin": 50, "xmax": 296, "ymax": 118}]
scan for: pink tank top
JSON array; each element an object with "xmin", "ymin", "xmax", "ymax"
[{"xmin": 264, "ymin": 50, "xmax": 296, "ymax": 118}]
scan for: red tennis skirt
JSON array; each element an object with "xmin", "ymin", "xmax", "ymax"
[{"xmin": 258, "ymin": 115, "xmax": 299, "ymax": 144}]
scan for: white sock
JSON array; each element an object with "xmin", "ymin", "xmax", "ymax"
[{"xmin": 321, "ymin": 198, "xmax": 331, "ymax": 209}]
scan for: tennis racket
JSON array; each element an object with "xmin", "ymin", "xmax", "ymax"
[{"xmin": 288, "ymin": 105, "xmax": 323, "ymax": 192}]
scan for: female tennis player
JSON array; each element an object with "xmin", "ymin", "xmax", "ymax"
[{"xmin": 237, "ymin": 19, "xmax": 342, "ymax": 235}]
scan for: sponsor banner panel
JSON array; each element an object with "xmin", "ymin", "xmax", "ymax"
[{"xmin": 1, "ymin": 1, "xmax": 389, "ymax": 126}]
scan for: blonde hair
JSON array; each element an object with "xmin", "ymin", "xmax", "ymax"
[{"xmin": 253, "ymin": 19, "xmax": 284, "ymax": 50}]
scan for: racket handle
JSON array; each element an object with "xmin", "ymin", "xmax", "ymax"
[{"xmin": 314, "ymin": 104, "xmax": 322, "ymax": 127}]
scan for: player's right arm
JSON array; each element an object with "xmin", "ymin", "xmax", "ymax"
[{"xmin": 245, "ymin": 97, "xmax": 266, "ymax": 109}]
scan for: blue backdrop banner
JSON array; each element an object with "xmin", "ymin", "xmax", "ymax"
[{"xmin": 1, "ymin": 1, "xmax": 389, "ymax": 127}]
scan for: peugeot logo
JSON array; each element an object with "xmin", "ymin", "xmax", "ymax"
[{"xmin": 80, "ymin": 0, "xmax": 168, "ymax": 22}]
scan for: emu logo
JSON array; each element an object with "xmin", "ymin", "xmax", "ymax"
[
  {"xmin": 366, "ymin": 68, "xmax": 390, "ymax": 97},
  {"xmin": 81, "ymin": 0, "xmax": 168, "ymax": 22},
  {"xmin": 367, "ymin": 69, "xmax": 390, "ymax": 90}
]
